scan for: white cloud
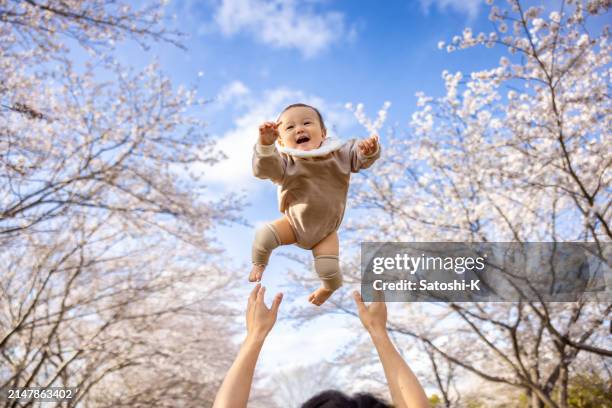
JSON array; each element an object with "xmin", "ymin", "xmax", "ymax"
[
  {"xmin": 216, "ymin": 80, "xmax": 251, "ymax": 106},
  {"xmin": 213, "ymin": 0, "xmax": 349, "ymax": 58},
  {"xmin": 419, "ymin": 0, "xmax": 482, "ymax": 20}
]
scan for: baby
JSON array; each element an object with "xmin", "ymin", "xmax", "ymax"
[{"xmin": 250, "ymin": 103, "xmax": 380, "ymax": 306}]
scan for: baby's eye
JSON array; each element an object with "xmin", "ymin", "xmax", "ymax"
[
  {"xmin": 286, "ymin": 125, "xmax": 294, "ymax": 130},
  {"xmin": 304, "ymin": 121, "xmax": 311, "ymax": 125}
]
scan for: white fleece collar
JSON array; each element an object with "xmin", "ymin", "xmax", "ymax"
[{"xmin": 276, "ymin": 136, "xmax": 346, "ymax": 158}]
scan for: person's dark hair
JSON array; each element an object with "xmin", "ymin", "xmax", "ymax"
[
  {"xmin": 300, "ymin": 390, "xmax": 391, "ymax": 408},
  {"xmin": 278, "ymin": 103, "xmax": 326, "ymax": 131}
]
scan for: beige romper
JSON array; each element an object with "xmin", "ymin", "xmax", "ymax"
[{"xmin": 252, "ymin": 138, "xmax": 381, "ymax": 249}]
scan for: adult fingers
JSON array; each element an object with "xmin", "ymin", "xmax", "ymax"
[
  {"xmin": 247, "ymin": 284, "xmax": 260, "ymax": 320},
  {"xmin": 270, "ymin": 292, "xmax": 283, "ymax": 315},
  {"xmin": 256, "ymin": 285, "xmax": 266, "ymax": 305},
  {"xmin": 353, "ymin": 291, "xmax": 367, "ymax": 314},
  {"xmin": 249, "ymin": 283, "xmax": 261, "ymax": 305},
  {"xmin": 247, "ymin": 284, "xmax": 260, "ymax": 330}
]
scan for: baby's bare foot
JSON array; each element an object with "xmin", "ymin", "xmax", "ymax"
[
  {"xmin": 308, "ymin": 287, "xmax": 334, "ymax": 306},
  {"xmin": 249, "ymin": 264, "xmax": 265, "ymax": 282}
]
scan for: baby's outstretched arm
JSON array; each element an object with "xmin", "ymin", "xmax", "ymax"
[{"xmin": 252, "ymin": 121, "xmax": 286, "ymax": 184}]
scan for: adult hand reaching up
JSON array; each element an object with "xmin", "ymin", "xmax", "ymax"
[
  {"xmin": 353, "ymin": 291, "xmax": 430, "ymax": 408},
  {"xmin": 353, "ymin": 289, "xmax": 387, "ymax": 335},
  {"xmin": 247, "ymin": 284, "xmax": 283, "ymax": 342},
  {"xmin": 213, "ymin": 284, "xmax": 283, "ymax": 408}
]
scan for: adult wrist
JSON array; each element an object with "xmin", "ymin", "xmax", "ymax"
[
  {"xmin": 368, "ymin": 326, "xmax": 389, "ymax": 342},
  {"xmin": 245, "ymin": 331, "xmax": 268, "ymax": 346}
]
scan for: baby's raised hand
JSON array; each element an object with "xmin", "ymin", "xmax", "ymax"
[
  {"xmin": 259, "ymin": 121, "xmax": 281, "ymax": 145},
  {"xmin": 358, "ymin": 134, "xmax": 379, "ymax": 156}
]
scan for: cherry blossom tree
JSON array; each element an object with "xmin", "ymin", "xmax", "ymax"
[
  {"xmin": 1, "ymin": 1, "xmax": 242, "ymax": 406},
  {"xmin": 292, "ymin": 1, "xmax": 611, "ymax": 407}
]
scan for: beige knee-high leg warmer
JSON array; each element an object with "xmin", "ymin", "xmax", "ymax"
[
  {"xmin": 252, "ymin": 224, "xmax": 281, "ymax": 266},
  {"xmin": 314, "ymin": 255, "xmax": 343, "ymax": 291}
]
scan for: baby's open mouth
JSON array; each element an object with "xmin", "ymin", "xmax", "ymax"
[{"xmin": 296, "ymin": 135, "xmax": 310, "ymax": 144}]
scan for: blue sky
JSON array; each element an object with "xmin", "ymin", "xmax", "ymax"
[{"xmin": 105, "ymin": 0, "xmax": 537, "ymax": 397}]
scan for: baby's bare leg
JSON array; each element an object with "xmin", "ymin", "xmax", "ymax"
[
  {"xmin": 271, "ymin": 216, "xmax": 297, "ymax": 244},
  {"xmin": 249, "ymin": 216, "xmax": 296, "ymax": 282},
  {"xmin": 308, "ymin": 231, "xmax": 341, "ymax": 306}
]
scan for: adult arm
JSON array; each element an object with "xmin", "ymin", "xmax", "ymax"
[
  {"xmin": 353, "ymin": 291, "xmax": 429, "ymax": 408},
  {"xmin": 213, "ymin": 284, "xmax": 283, "ymax": 408}
]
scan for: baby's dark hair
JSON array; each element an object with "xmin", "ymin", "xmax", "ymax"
[
  {"xmin": 279, "ymin": 103, "xmax": 326, "ymax": 131},
  {"xmin": 301, "ymin": 390, "xmax": 391, "ymax": 408}
]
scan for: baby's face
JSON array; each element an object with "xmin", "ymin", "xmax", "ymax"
[{"xmin": 278, "ymin": 106, "xmax": 326, "ymax": 151}]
